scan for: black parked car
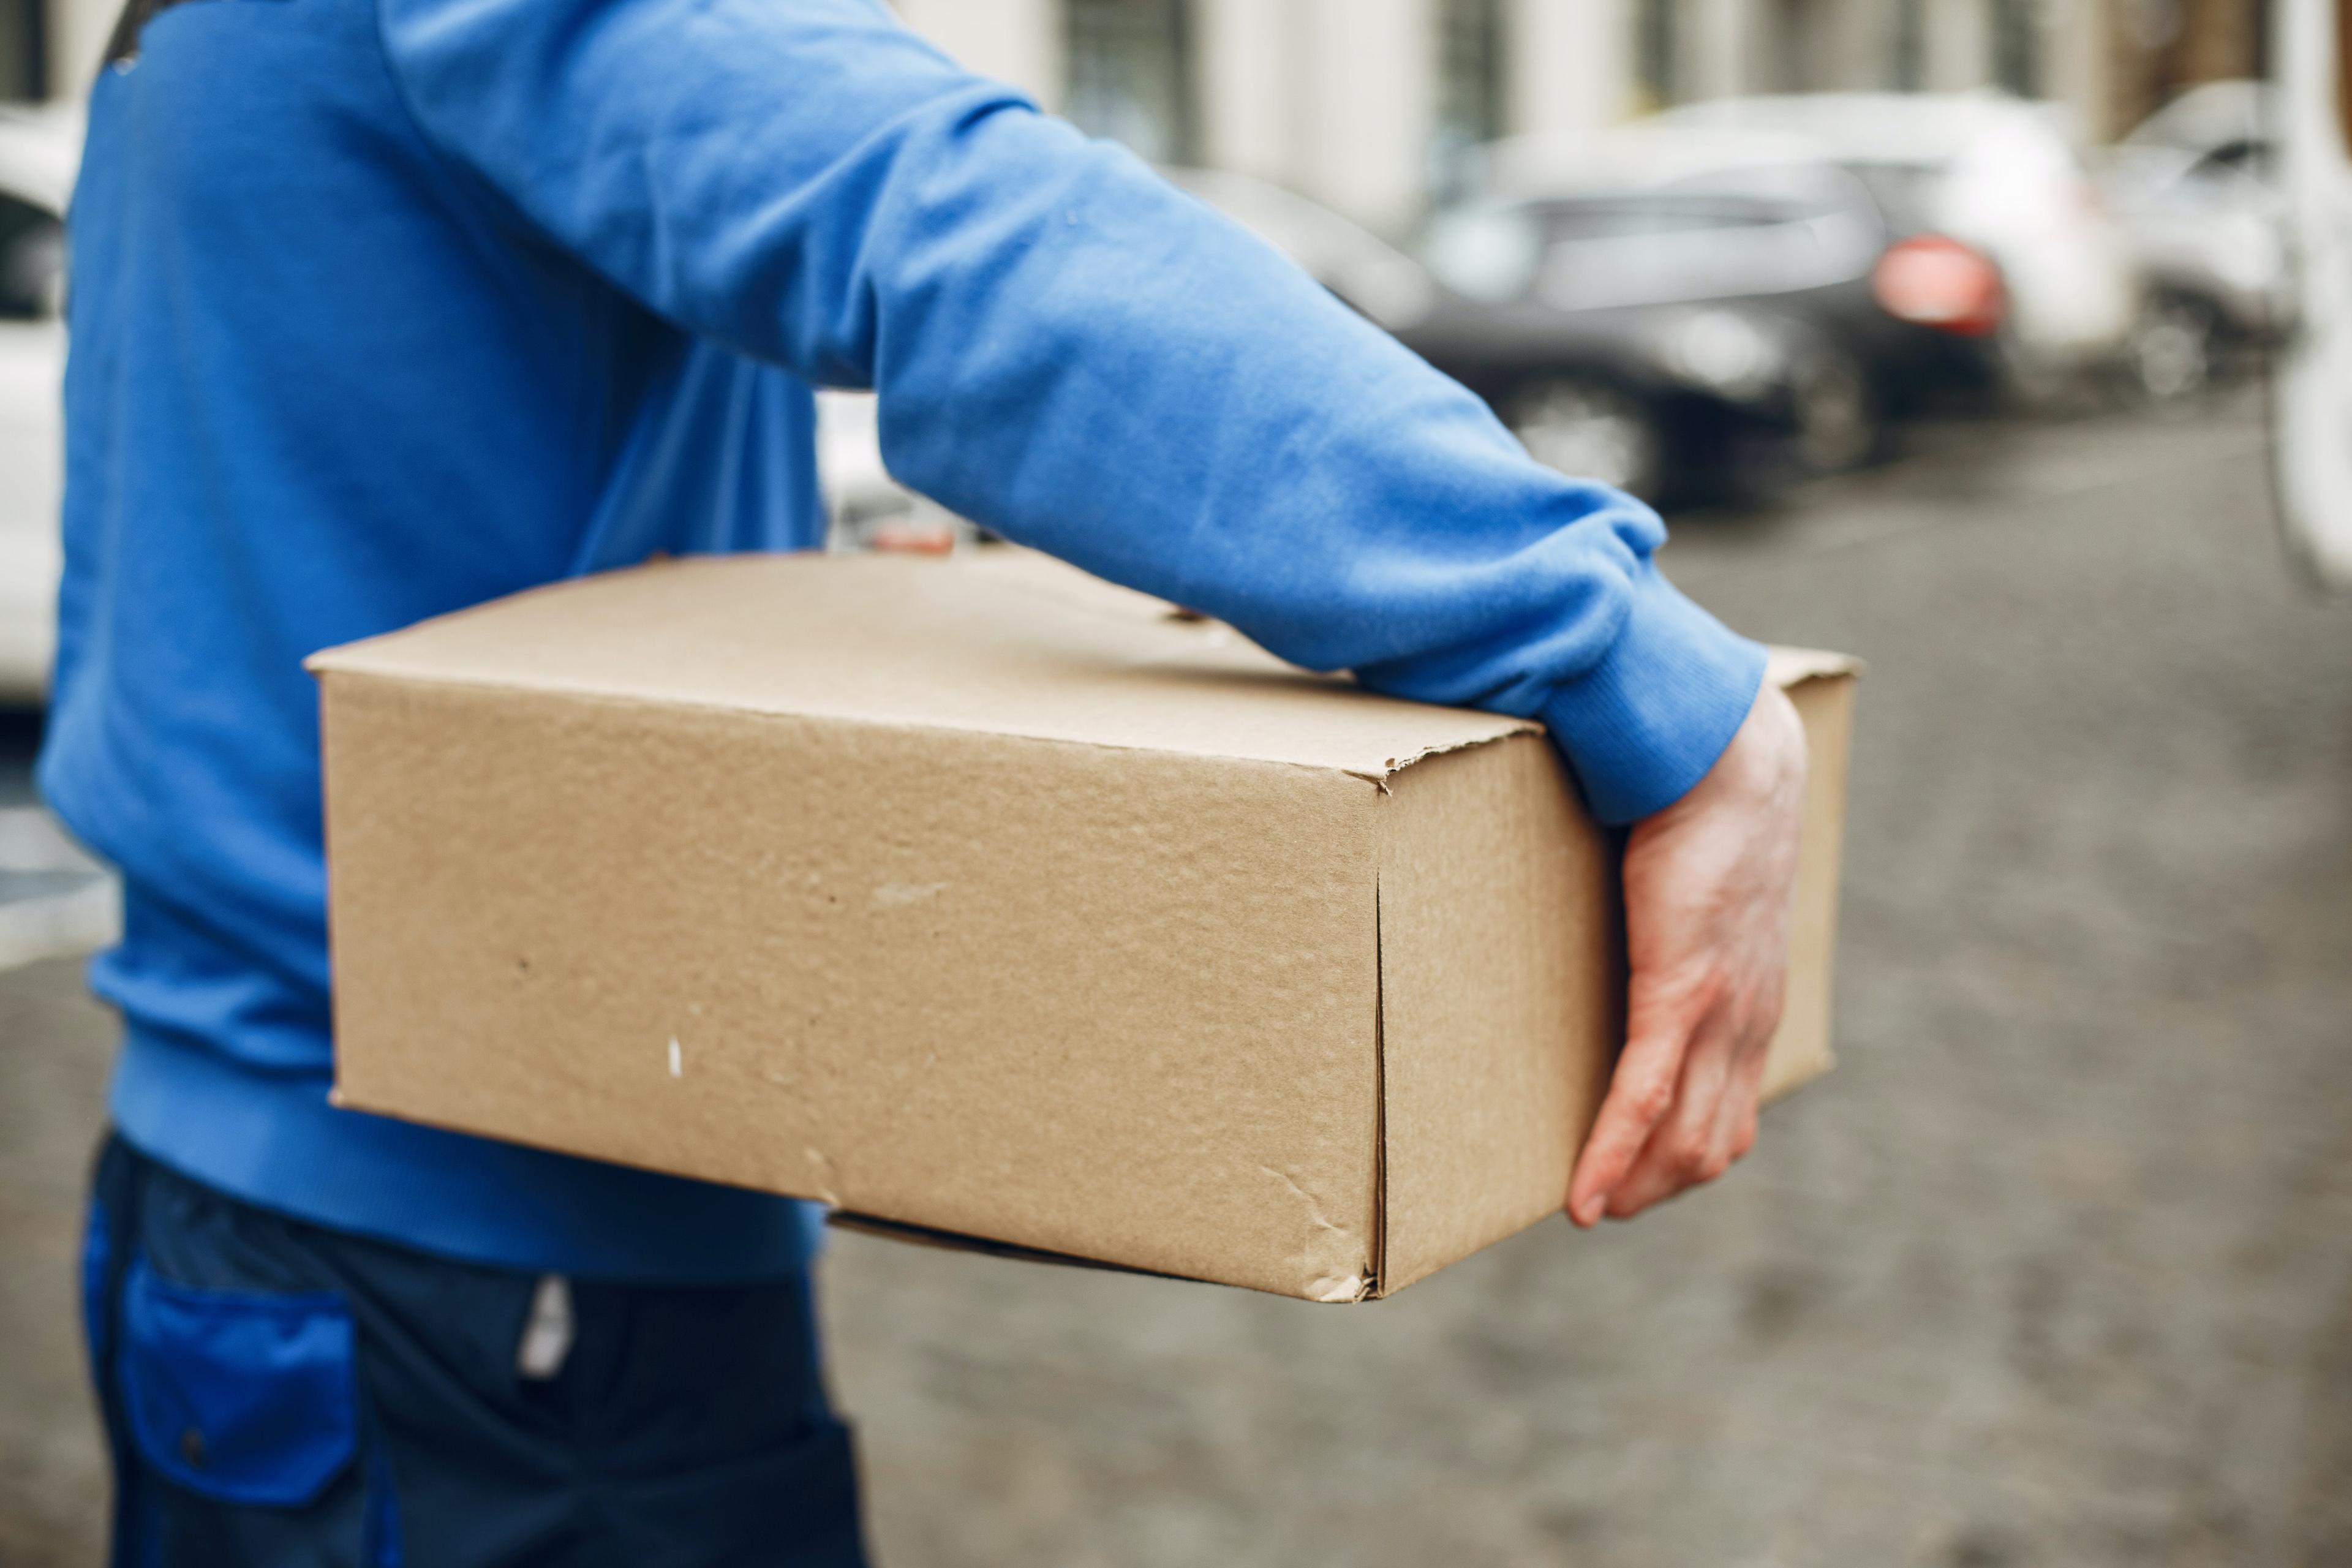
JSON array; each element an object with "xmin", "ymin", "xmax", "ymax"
[{"xmin": 1170, "ymin": 159, "xmax": 1901, "ymax": 505}]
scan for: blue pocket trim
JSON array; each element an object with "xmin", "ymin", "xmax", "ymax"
[
  {"xmin": 116, "ymin": 1256, "xmax": 359, "ymax": 1508},
  {"xmin": 81, "ymin": 1196, "xmax": 111, "ymax": 1373}
]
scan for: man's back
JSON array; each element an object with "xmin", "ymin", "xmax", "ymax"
[{"xmin": 50, "ymin": 0, "xmax": 829, "ymax": 1275}]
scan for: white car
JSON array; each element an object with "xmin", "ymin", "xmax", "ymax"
[
  {"xmin": 2091, "ymin": 82, "xmax": 2287, "ymax": 401},
  {"xmin": 0, "ymin": 106, "xmax": 74, "ymax": 706},
  {"xmin": 2098, "ymin": 141, "xmax": 2285, "ymax": 393},
  {"xmin": 1640, "ymin": 94, "xmax": 2143, "ymax": 392},
  {"xmin": 2123, "ymin": 78, "xmax": 2277, "ymax": 175}
]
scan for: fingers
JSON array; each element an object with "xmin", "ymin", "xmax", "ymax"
[
  {"xmin": 1566, "ymin": 978, "xmax": 1706, "ymax": 1227},
  {"xmin": 1606, "ymin": 1001, "xmax": 1774, "ymax": 1221},
  {"xmin": 1721, "ymin": 1080, "xmax": 1761, "ymax": 1166},
  {"xmin": 1604, "ymin": 1006, "xmax": 1737, "ymax": 1218}
]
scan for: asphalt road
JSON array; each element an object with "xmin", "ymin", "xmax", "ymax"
[{"xmin": 5, "ymin": 391, "xmax": 2351, "ymax": 1567}]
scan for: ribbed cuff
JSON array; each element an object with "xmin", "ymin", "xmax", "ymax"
[{"xmin": 1539, "ymin": 566, "xmax": 1767, "ymax": 826}]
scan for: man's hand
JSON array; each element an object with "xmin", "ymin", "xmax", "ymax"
[{"xmin": 1567, "ymin": 682, "xmax": 1808, "ymax": 1226}]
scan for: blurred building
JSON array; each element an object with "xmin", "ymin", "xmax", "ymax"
[
  {"xmin": 897, "ymin": 0, "xmax": 2264, "ymax": 230},
  {"xmin": 5, "ymin": 0, "xmax": 2265, "ymax": 230}
]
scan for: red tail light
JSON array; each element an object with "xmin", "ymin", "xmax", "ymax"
[{"xmin": 1871, "ymin": 235, "xmax": 2005, "ymax": 336}]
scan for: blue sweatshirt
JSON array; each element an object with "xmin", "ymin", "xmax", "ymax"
[{"xmin": 43, "ymin": 0, "xmax": 1765, "ymax": 1281}]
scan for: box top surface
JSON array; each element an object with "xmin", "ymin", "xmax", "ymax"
[
  {"xmin": 311, "ymin": 551, "xmax": 1857, "ymax": 780},
  {"xmin": 311, "ymin": 551, "xmax": 1540, "ymax": 779}
]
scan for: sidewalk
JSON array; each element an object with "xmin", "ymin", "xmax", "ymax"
[
  {"xmin": 0, "ymin": 956, "xmax": 108, "ymax": 1568},
  {"xmin": 0, "ymin": 712, "xmax": 115, "ymax": 1567}
]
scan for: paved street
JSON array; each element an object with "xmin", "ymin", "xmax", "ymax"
[{"xmin": 6, "ymin": 391, "xmax": 2352, "ymax": 1566}]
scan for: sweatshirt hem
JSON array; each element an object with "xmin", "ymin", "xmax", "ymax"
[{"xmin": 109, "ymin": 1024, "xmax": 823, "ymax": 1283}]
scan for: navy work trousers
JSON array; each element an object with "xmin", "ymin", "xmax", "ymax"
[{"xmin": 81, "ymin": 1136, "xmax": 869, "ymax": 1567}]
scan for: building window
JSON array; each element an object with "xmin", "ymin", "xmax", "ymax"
[
  {"xmin": 1991, "ymin": 0, "xmax": 2041, "ymax": 96},
  {"xmin": 0, "ymin": 0, "xmax": 50, "ymax": 101},
  {"xmin": 1433, "ymin": 0, "xmax": 1505, "ymax": 197},
  {"xmin": 1434, "ymin": 0, "xmax": 1506, "ymax": 151},
  {"xmin": 1065, "ymin": 0, "xmax": 1196, "ymax": 166},
  {"xmin": 1636, "ymin": 0, "xmax": 1678, "ymax": 109}
]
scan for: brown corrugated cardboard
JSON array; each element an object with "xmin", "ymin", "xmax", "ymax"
[{"xmin": 311, "ymin": 551, "xmax": 1856, "ymax": 1302}]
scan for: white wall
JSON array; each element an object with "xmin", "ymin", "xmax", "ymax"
[
  {"xmin": 2037, "ymin": 0, "xmax": 2109, "ymax": 139},
  {"xmin": 1509, "ymin": 0, "xmax": 1637, "ymax": 135},
  {"xmin": 1195, "ymin": 0, "xmax": 1442, "ymax": 232},
  {"xmin": 1682, "ymin": 0, "xmax": 1755, "ymax": 100},
  {"xmin": 1195, "ymin": 0, "xmax": 1291, "ymax": 180},
  {"xmin": 897, "ymin": 0, "xmax": 1434, "ymax": 231},
  {"xmin": 1801, "ymin": 0, "xmax": 1901, "ymax": 90},
  {"xmin": 1923, "ymin": 0, "xmax": 1994, "ymax": 91},
  {"xmin": 47, "ymin": 0, "xmax": 111, "ymax": 101},
  {"xmin": 1291, "ymin": 0, "xmax": 1436, "ymax": 231},
  {"xmin": 892, "ymin": 0, "xmax": 1063, "ymax": 108}
]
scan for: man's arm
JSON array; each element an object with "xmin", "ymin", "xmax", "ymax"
[{"xmin": 377, "ymin": 0, "xmax": 1797, "ymax": 1216}]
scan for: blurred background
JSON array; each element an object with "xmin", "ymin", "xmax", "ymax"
[
  {"xmin": 818, "ymin": 0, "xmax": 2283, "ymax": 541},
  {"xmin": 9, "ymin": 2, "xmax": 2352, "ymax": 1567}
]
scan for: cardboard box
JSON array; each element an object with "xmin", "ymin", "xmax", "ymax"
[{"xmin": 312, "ymin": 551, "xmax": 1856, "ymax": 1302}]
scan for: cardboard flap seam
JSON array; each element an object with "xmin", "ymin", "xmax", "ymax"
[
  {"xmin": 1348, "ymin": 731, "xmax": 1540, "ymax": 794},
  {"xmin": 318, "ymin": 666, "xmax": 1472, "ymax": 789}
]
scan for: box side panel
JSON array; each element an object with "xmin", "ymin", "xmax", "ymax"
[
  {"xmin": 1760, "ymin": 672, "xmax": 1857, "ymax": 1101},
  {"xmin": 1374, "ymin": 674, "xmax": 1855, "ymax": 1294},
  {"xmin": 1376, "ymin": 735, "xmax": 1618, "ymax": 1295},
  {"xmin": 320, "ymin": 674, "xmax": 1383, "ymax": 1302}
]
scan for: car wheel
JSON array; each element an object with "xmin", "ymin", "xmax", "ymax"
[
  {"xmin": 2129, "ymin": 295, "xmax": 2218, "ymax": 404},
  {"xmin": 1508, "ymin": 378, "xmax": 1665, "ymax": 500},
  {"xmin": 1791, "ymin": 347, "xmax": 1876, "ymax": 475}
]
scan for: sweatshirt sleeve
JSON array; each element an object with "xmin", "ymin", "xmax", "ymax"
[{"xmin": 375, "ymin": 0, "xmax": 1765, "ymax": 822}]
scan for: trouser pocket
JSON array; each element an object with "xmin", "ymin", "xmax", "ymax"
[
  {"xmin": 81, "ymin": 1136, "xmax": 856, "ymax": 1567},
  {"xmin": 113, "ymin": 1251, "xmax": 396, "ymax": 1566}
]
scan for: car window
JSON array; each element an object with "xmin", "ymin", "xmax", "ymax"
[
  {"xmin": 1841, "ymin": 161, "xmax": 1944, "ymax": 233},
  {"xmin": 1531, "ymin": 196, "xmax": 1877, "ymax": 312},
  {"xmin": 1661, "ymin": 160, "xmax": 1879, "ymax": 215},
  {"xmin": 1425, "ymin": 176, "xmax": 1879, "ymax": 312},
  {"xmin": 1546, "ymin": 202, "xmax": 1724, "ymax": 238},
  {"xmin": 0, "ymin": 192, "xmax": 63, "ymax": 320},
  {"xmin": 1536, "ymin": 201, "xmax": 1758, "ymax": 241},
  {"xmin": 2200, "ymin": 138, "xmax": 2266, "ymax": 173}
]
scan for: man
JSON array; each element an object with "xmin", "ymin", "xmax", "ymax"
[{"xmin": 50, "ymin": 0, "xmax": 1807, "ymax": 1561}]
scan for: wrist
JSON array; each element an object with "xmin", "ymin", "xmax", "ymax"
[{"xmin": 1536, "ymin": 567, "xmax": 1767, "ymax": 826}]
